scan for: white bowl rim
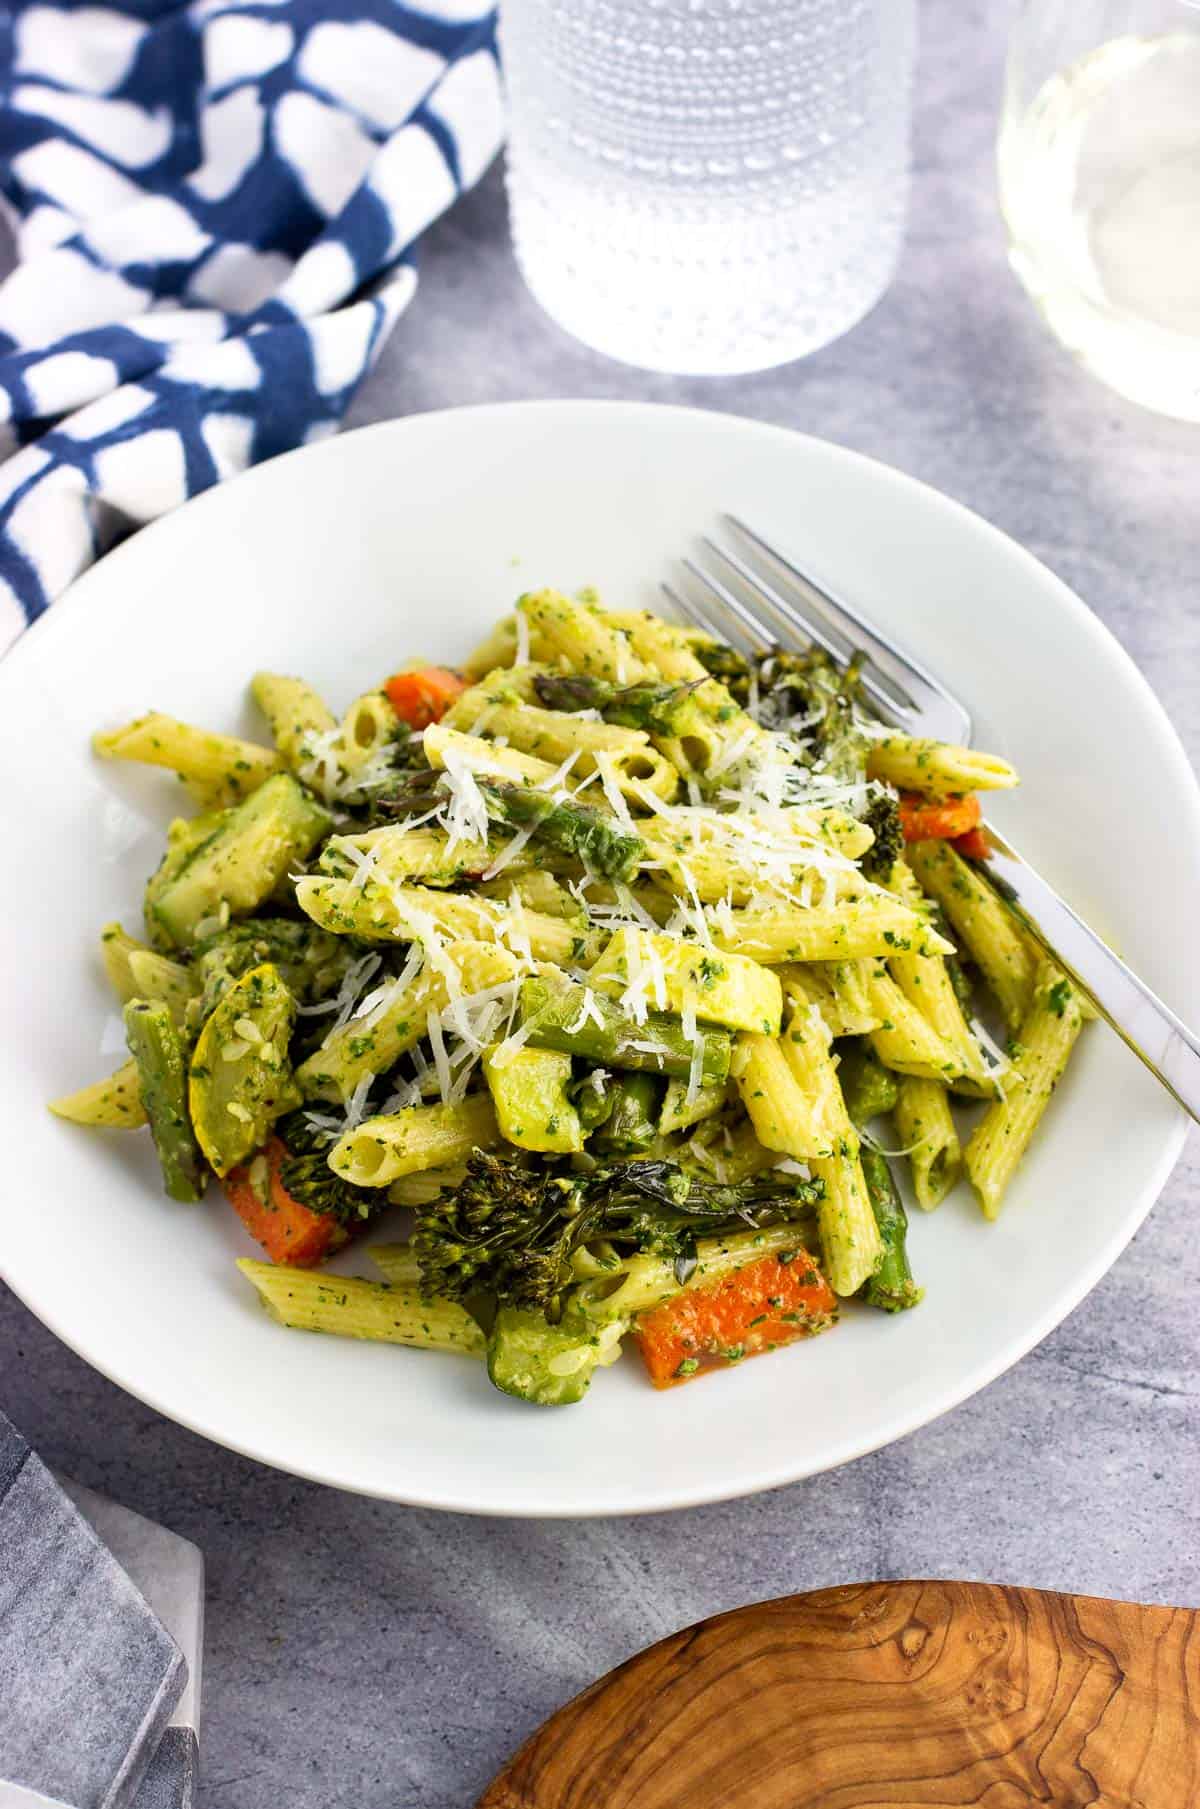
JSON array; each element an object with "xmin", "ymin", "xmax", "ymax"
[{"xmin": 1, "ymin": 398, "xmax": 1194, "ymax": 1516}]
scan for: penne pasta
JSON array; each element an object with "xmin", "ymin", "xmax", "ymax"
[
  {"xmin": 865, "ymin": 966, "xmax": 965, "ymax": 1083},
  {"xmin": 295, "ymin": 941, "xmax": 519, "ymax": 1103},
  {"xmin": 250, "ymin": 671, "xmax": 337, "ymax": 763},
  {"xmin": 295, "ymin": 876, "xmax": 597, "ymax": 966},
  {"xmin": 330, "ymin": 1095, "xmax": 501, "ymax": 1186},
  {"xmin": 808, "ymin": 1148, "xmax": 882, "ymax": 1298},
  {"xmin": 50, "ymin": 1058, "xmax": 146, "ymax": 1128},
  {"xmin": 238, "ymin": 1261, "xmax": 485, "ymax": 1355},
  {"xmin": 894, "ymin": 1077, "xmax": 962, "ymax": 1210},
  {"xmin": 731, "ymin": 1031, "xmax": 827, "ymax": 1159},
  {"xmin": 517, "ymin": 589, "xmax": 652, "ymax": 685},
  {"xmin": 906, "ymin": 840, "xmax": 1037, "ymax": 1030},
  {"xmin": 777, "ymin": 1002, "xmax": 858, "ymax": 1160},
  {"xmin": 708, "ymin": 896, "xmax": 954, "ymax": 965},
  {"xmin": 867, "ymin": 734, "xmax": 1018, "ymax": 796},
  {"xmin": 589, "ymin": 927, "xmax": 783, "ymax": 1036},
  {"xmin": 964, "ymin": 965, "xmax": 1086, "ymax": 1218},
  {"xmin": 94, "ymin": 711, "xmax": 282, "ymax": 808}
]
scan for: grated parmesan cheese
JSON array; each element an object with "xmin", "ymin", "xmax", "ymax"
[
  {"xmin": 681, "ymin": 1001, "xmax": 704, "ymax": 1107},
  {"xmin": 593, "ymin": 751, "xmax": 636, "ymax": 829},
  {"xmin": 566, "ymin": 987, "xmax": 605, "ymax": 1036},
  {"xmin": 514, "ymin": 607, "xmax": 531, "ymax": 666}
]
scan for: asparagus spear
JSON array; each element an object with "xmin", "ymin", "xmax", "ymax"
[
  {"xmin": 591, "ymin": 1072, "xmax": 661, "ymax": 1155},
  {"xmin": 532, "ymin": 672, "xmax": 703, "ymax": 735},
  {"xmin": 859, "ymin": 1148, "xmax": 923, "ymax": 1313},
  {"xmin": 366, "ymin": 767, "xmax": 443, "ymax": 821},
  {"xmin": 836, "ymin": 1040, "xmax": 900, "ymax": 1125},
  {"xmin": 519, "ymin": 974, "xmax": 732, "ymax": 1085},
  {"xmin": 123, "ymin": 1000, "xmax": 207, "ymax": 1202},
  {"xmin": 570, "ymin": 1069, "xmax": 616, "ymax": 1132},
  {"xmin": 365, "ymin": 764, "xmax": 643, "ymax": 883},
  {"xmin": 834, "ymin": 1038, "xmax": 921, "ymax": 1310},
  {"xmin": 479, "ymin": 779, "xmax": 643, "ymax": 882}
]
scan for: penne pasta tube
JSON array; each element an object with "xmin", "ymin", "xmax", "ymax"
[
  {"xmin": 777, "ymin": 1003, "xmax": 858, "ymax": 1160},
  {"xmin": 867, "ymin": 735, "xmax": 1018, "ymax": 796},
  {"xmin": 250, "ymin": 671, "xmax": 337, "ymax": 763},
  {"xmin": 808, "ymin": 1148, "xmax": 882, "ymax": 1298},
  {"xmin": 964, "ymin": 965, "xmax": 1086, "ymax": 1218},
  {"xmin": 49, "ymin": 1058, "xmax": 146, "ymax": 1128},
  {"xmin": 731, "ymin": 1031, "xmax": 830, "ymax": 1159},
  {"xmin": 516, "ymin": 589, "xmax": 652, "ymax": 684},
  {"xmin": 93, "ymin": 712, "xmax": 282, "ymax": 808},
  {"xmin": 330, "ymin": 1095, "xmax": 501, "ymax": 1186},
  {"xmin": 906, "ymin": 840, "xmax": 1037, "ymax": 1030},
  {"xmin": 337, "ymin": 691, "xmax": 400, "ymax": 774},
  {"xmin": 707, "ymin": 896, "xmax": 953, "ymax": 965},
  {"xmin": 295, "ymin": 876, "xmax": 598, "ymax": 966},
  {"xmin": 865, "ymin": 966, "xmax": 964, "ymax": 1082},
  {"xmin": 238, "ymin": 1261, "xmax": 485, "ymax": 1356},
  {"xmin": 894, "ymin": 1077, "xmax": 962, "ymax": 1210}
]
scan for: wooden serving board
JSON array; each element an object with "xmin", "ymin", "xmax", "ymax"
[{"xmin": 478, "ymin": 1580, "xmax": 1199, "ymax": 1808}]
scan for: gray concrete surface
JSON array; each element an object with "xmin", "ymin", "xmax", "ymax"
[{"xmin": 3, "ymin": 3, "xmax": 1197, "ymax": 1804}]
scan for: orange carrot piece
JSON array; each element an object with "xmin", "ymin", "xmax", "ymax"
[
  {"xmin": 898, "ymin": 791, "xmax": 981, "ymax": 844},
  {"xmin": 222, "ymin": 1135, "xmax": 347, "ymax": 1268},
  {"xmin": 384, "ymin": 666, "xmax": 467, "ymax": 730},
  {"xmin": 952, "ymin": 825, "xmax": 992, "ymax": 862},
  {"xmin": 634, "ymin": 1250, "xmax": 837, "ymax": 1389}
]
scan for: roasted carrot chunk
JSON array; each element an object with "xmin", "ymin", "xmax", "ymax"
[
  {"xmin": 223, "ymin": 1135, "xmax": 346, "ymax": 1268},
  {"xmin": 950, "ymin": 824, "xmax": 991, "ymax": 861},
  {"xmin": 634, "ymin": 1250, "xmax": 837, "ymax": 1389},
  {"xmin": 384, "ymin": 666, "xmax": 467, "ymax": 730},
  {"xmin": 898, "ymin": 791, "xmax": 981, "ymax": 844}
]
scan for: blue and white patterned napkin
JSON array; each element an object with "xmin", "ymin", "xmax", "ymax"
[{"xmin": 0, "ymin": 1, "xmax": 504, "ymax": 654}]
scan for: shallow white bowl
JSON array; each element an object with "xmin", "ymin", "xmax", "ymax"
[{"xmin": 2, "ymin": 401, "xmax": 1196, "ymax": 1516}]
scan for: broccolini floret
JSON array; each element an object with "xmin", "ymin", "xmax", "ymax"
[
  {"xmin": 274, "ymin": 1110, "xmax": 383, "ymax": 1226},
  {"xmin": 859, "ymin": 789, "xmax": 904, "ymax": 883},
  {"xmin": 413, "ymin": 1150, "xmax": 824, "ymax": 1323}
]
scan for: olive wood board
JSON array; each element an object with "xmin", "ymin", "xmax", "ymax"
[{"xmin": 477, "ymin": 1579, "xmax": 1199, "ymax": 1808}]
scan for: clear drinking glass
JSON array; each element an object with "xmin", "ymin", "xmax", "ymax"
[
  {"xmin": 1000, "ymin": 0, "xmax": 1200, "ymax": 420},
  {"xmin": 499, "ymin": 0, "xmax": 918, "ymax": 376}
]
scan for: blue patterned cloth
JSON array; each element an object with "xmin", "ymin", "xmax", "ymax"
[{"xmin": 0, "ymin": 0, "xmax": 503, "ymax": 651}]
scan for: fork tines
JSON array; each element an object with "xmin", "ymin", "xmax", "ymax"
[{"xmin": 664, "ymin": 517, "xmax": 972, "ymax": 743}]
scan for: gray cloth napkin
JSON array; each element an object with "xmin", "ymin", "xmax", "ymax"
[{"xmin": 0, "ymin": 1412, "xmax": 202, "ymax": 1809}]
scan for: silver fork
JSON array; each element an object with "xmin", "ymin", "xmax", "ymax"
[{"xmin": 664, "ymin": 515, "xmax": 1200, "ymax": 1126}]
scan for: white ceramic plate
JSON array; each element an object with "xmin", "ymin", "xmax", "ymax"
[{"xmin": 2, "ymin": 401, "xmax": 1196, "ymax": 1516}]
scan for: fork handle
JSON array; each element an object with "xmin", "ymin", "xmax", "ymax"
[{"xmin": 982, "ymin": 823, "xmax": 1200, "ymax": 1125}]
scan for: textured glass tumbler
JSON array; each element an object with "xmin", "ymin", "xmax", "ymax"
[
  {"xmin": 1000, "ymin": 1, "xmax": 1200, "ymax": 420},
  {"xmin": 500, "ymin": 0, "xmax": 918, "ymax": 376}
]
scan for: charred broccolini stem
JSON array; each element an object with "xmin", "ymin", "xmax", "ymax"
[
  {"xmin": 532, "ymin": 671, "xmax": 706, "ymax": 736},
  {"xmin": 519, "ymin": 973, "xmax": 732, "ymax": 1085}
]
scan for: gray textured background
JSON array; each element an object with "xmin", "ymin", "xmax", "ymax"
[{"xmin": 3, "ymin": 4, "xmax": 1198, "ymax": 1804}]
